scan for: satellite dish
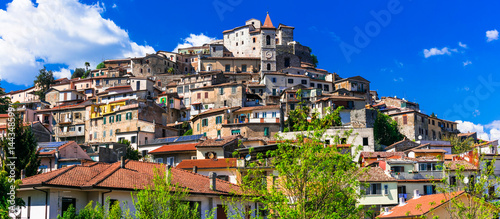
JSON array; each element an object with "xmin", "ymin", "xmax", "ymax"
[
  {"xmin": 175, "ymin": 121, "xmax": 178, "ymax": 125},
  {"xmin": 418, "ymin": 135, "xmax": 422, "ymax": 140},
  {"xmin": 463, "ymin": 176, "xmax": 469, "ymax": 184},
  {"xmin": 245, "ymin": 154, "xmax": 251, "ymax": 161}
]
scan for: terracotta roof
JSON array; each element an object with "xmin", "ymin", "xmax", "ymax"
[
  {"xmin": 234, "ymin": 105, "xmax": 280, "ymax": 112},
  {"xmin": 358, "ymin": 167, "xmax": 396, "ymax": 182},
  {"xmin": 106, "ymin": 85, "xmax": 132, "ymax": 91},
  {"xmin": 176, "ymin": 158, "xmax": 237, "ymax": 169},
  {"xmin": 378, "ymin": 191, "xmax": 465, "ymax": 218},
  {"xmin": 148, "ymin": 143, "xmax": 199, "ymax": 154},
  {"xmin": 474, "ymin": 140, "xmax": 497, "ymax": 148},
  {"xmin": 262, "ymin": 13, "xmax": 275, "ymax": 28},
  {"xmin": 192, "ymin": 106, "xmax": 240, "ymax": 120},
  {"xmin": 410, "ymin": 149, "xmax": 447, "ymax": 153},
  {"xmin": 0, "ymin": 114, "xmax": 8, "ymax": 118},
  {"xmin": 197, "ymin": 135, "xmax": 239, "ymax": 147},
  {"xmin": 360, "ymin": 152, "xmax": 405, "ymax": 158},
  {"xmin": 21, "ymin": 160, "xmax": 242, "ymax": 195},
  {"xmin": 444, "ymin": 160, "xmax": 478, "ymax": 171},
  {"xmin": 444, "ymin": 154, "xmax": 456, "ymax": 160},
  {"xmin": 458, "ymin": 132, "xmax": 476, "ymax": 137}
]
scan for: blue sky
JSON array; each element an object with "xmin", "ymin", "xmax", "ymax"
[{"xmin": 1, "ymin": 0, "xmax": 500, "ymax": 140}]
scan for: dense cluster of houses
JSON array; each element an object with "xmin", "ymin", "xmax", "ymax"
[{"xmin": 4, "ymin": 13, "xmax": 499, "ymax": 219}]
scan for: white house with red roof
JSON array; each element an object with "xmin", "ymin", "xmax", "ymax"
[{"xmin": 18, "ymin": 160, "xmax": 256, "ymax": 219}]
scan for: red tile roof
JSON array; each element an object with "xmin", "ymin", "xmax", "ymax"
[
  {"xmin": 197, "ymin": 135, "xmax": 240, "ymax": 147},
  {"xmin": 176, "ymin": 158, "xmax": 237, "ymax": 169},
  {"xmin": 0, "ymin": 114, "xmax": 8, "ymax": 118},
  {"xmin": 21, "ymin": 160, "xmax": 242, "ymax": 195},
  {"xmin": 149, "ymin": 143, "xmax": 199, "ymax": 154},
  {"xmin": 262, "ymin": 13, "xmax": 275, "ymax": 28},
  {"xmin": 444, "ymin": 160, "xmax": 478, "ymax": 171},
  {"xmin": 106, "ymin": 85, "xmax": 132, "ymax": 91},
  {"xmin": 360, "ymin": 152, "xmax": 405, "ymax": 158},
  {"xmin": 234, "ymin": 105, "xmax": 280, "ymax": 112},
  {"xmin": 358, "ymin": 167, "xmax": 396, "ymax": 182},
  {"xmin": 378, "ymin": 191, "xmax": 465, "ymax": 218}
]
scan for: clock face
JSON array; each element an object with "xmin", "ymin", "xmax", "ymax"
[{"xmin": 265, "ymin": 51, "xmax": 273, "ymax": 58}]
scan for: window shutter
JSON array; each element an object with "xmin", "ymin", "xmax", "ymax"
[
  {"xmin": 376, "ymin": 184, "xmax": 381, "ymax": 195},
  {"xmin": 103, "ymin": 117, "xmax": 106, "ymax": 124}
]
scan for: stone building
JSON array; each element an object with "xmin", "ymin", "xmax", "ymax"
[
  {"xmin": 386, "ymin": 110, "xmax": 458, "ymax": 141},
  {"xmin": 191, "ymin": 106, "xmax": 240, "ymax": 138},
  {"xmin": 222, "ymin": 105, "xmax": 281, "ymax": 138},
  {"xmin": 333, "ymin": 76, "xmax": 371, "ymax": 104}
]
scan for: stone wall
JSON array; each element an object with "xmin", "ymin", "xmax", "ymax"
[{"xmin": 350, "ymin": 108, "xmax": 377, "ymax": 128}]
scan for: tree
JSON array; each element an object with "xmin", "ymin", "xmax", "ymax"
[
  {"xmin": 0, "ymin": 107, "xmax": 40, "ymax": 179},
  {"xmin": 96, "ymin": 62, "xmax": 105, "ymax": 69},
  {"xmin": 285, "ymin": 89, "xmax": 342, "ymax": 132},
  {"xmin": 33, "ymin": 67, "xmax": 55, "ymax": 102},
  {"xmin": 0, "ymin": 80, "xmax": 10, "ymax": 114},
  {"xmin": 0, "ymin": 170, "xmax": 24, "ymax": 218},
  {"xmin": 132, "ymin": 168, "xmax": 203, "ymax": 219},
  {"xmin": 428, "ymin": 156, "xmax": 500, "ymax": 218},
  {"xmin": 71, "ymin": 68, "xmax": 86, "ymax": 79},
  {"xmin": 444, "ymin": 135, "xmax": 475, "ymax": 154},
  {"xmin": 430, "ymin": 112, "xmax": 437, "ymax": 118},
  {"xmin": 167, "ymin": 67, "xmax": 175, "ymax": 74},
  {"xmin": 183, "ymin": 129, "xmax": 193, "ymax": 136},
  {"xmin": 118, "ymin": 139, "xmax": 141, "ymax": 161},
  {"xmin": 234, "ymin": 128, "xmax": 367, "ymax": 218},
  {"xmin": 310, "ymin": 54, "xmax": 319, "ymax": 68},
  {"xmin": 373, "ymin": 110, "xmax": 405, "ymax": 149},
  {"xmin": 85, "ymin": 62, "xmax": 90, "ymax": 72}
]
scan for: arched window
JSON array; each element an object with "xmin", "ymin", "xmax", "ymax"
[
  {"xmin": 267, "ymin": 63, "xmax": 271, "ymax": 71},
  {"xmin": 266, "ymin": 35, "xmax": 271, "ymax": 45}
]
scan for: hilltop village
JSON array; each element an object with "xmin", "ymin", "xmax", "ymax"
[{"xmin": 3, "ymin": 14, "xmax": 498, "ymax": 219}]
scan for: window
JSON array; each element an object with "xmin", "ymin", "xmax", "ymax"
[
  {"xmin": 231, "ymin": 129, "xmax": 240, "ymax": 135},
  {"xmin": 241, "ymin": 41, "xmax": 244, "ymax": 45},
  {"xmin": 254, "ymin": 113, "xmax": 259, "ymax": 118},
  {"xmin": 391, "ymin": 166, "xmax": 405, "ymax": 173},
  {"xmin": 236, "ymin": 42, "xmax": 238, "ymax": 46},
  {"xmin": 310, "ymin": 83, "xmax": 315, "ymax": 87},
  {"xmin": 284, "ymin": 58, "xmax": 290, "ymax": 68},
  {"xmin": 366, "ymin": 183, "xmax": 381, "ymax": 195},
  {"xmin": 197, "ymin": 123, "xmax": 200, "ymax": 131},
  {"xmin": 272, "ymin": 89, "xmax": 277, "ymax": 96},
  {"xmin": 110, "ymin": 130, "xmax": 113, "ymax": 136},
  {"xmin": 225, "ymin": 64, "xmax": 230, "ymax": 72},
  {"xmin": 109, "ymin": 116, "xmax": 114, "ymax": 123},
  {"xmin": 205, "ymin": 92, "xmax": 209, "ymax": 98},
  {"xmin": 219, "ymin": 88, "xmax": 224, "ymax": 95},
  {"xmin": 145, "ymin": 137, "xmax": 148, "ymax": 144},
  {"xmin": 324, "ymin": 85, "xmax": 329, "ymax": 91},
  {"xmin": 166, "ymin": 157, "xmax": 174, "ymax": 166},
  {"xmin": 232, "ymin": 86, "xmax": 237, "ymax": 94},
  {"xmin": 103, "ymin": 116, "xmax": 106, "ymax": 124},
  {"xmin": 450, "ymin": 176, "xmax": 457, "ymax": 186},
  {"xmin": 403, "ymin": 115, "xmax": 408, "ymax": 124},
  {"xmin": 432, "ymin": 120, "xmax": 435, "ymax": 125},
  {"xmin": 423, "ymin": 185, "xmax": 436, "ymax": 195},
  {"xmin": 384, "ymin": 184, "xmax": 389, "ymax": 195},
  {"xmin": 266, "ymin": 35, "xmax": 271, "ymax": 45},
  {"xmin": 241, "ymin": 65, "xmax": 247, "ymax": 72},
  {"xmin": 131, "ymin": 136, "xmax": 136, "ymax": 144},
  {"xmin": 212, "ymin": 47, "xmax": 216, "ymax": 52},
  {"xmin": 301, "ymin": 80, "xmax": 307, "ymax": 85},
  {"xmin": 264, "ymin": 127, "xmax": 269, "ymax": 137},
  {"xmin": 125, "ymin": 112, "xmax": 132, "ymax": 120},
  {"xmin": 290, "ymin": 104, "xmax": 295, "ymax": 110},
  {"xmin": 202, "ymin": 119, "xmax": 208, "ymax": 127},
  {"xmin": 224, "ymin": 100, "xmax": 227, "ymax": 106},
  {"xmin": 116, "ymin": 114, "xmax": 121, "ymax": 122},
  {"xmin": 61, "ymin": 198, "xmax": 76, "ymax": 215},
  {"xmin": 271, "ymin": 77, "xmax": 277, "ymax": 83},
  {"xmin": 272, "ymin": 112, "xmax": 277, "ymax": 118},
  {"xmin": 253, "ymin": 37, "xmax": 256, "ymax": 43},
  {"xmin": 103, "ymin": 130, "xmax": 106, "ymax": 138},
  {"xmin": 262, "ymin": 112, "xmax": 267, "ymax": 118},
  {"xmin": 288, "ymin": 79, "xmax": 294, "ymax": 84},
  {"xmin": 317, "ymin": 84, "xmax": 322, "ymax": 89},
  {"xmin": 267, "ymin": 63, "xmax": 271, "ymax": 71},
  {"xmin": 178, "ymin": 86, "xmax": 183, "ymax": 93},
  {"xmin": 216, "ymin": 116, "xmax": 222, "ymax": 124},
  {"xmin": 363, "ymin": 137, "xmax": 369, "ymax": 146},
  {"xmin": 341, "ymin": 138, "xmax": 347, "ymax": 144}
]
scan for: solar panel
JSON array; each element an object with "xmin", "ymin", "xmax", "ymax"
[
  {"xmin": 175, "ymin": 134, "xmax": 203, "ymax": 142},
  {"xmin": 38, "ymin": 141, "xmax": 68, "ymax": 148}
]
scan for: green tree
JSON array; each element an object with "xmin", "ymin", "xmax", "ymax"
[
  {"xmin": 429, "ymin": 156, "xmax": 500, "ymax": 218},
  {"xmin": 0, "ymin": 80, "xmax": 10, "ymax": 114},
  {"xmin": 118, "ymin": 139, "xmax": 141, "ymax": 161},
  {"xmin": 285, "ymin": 89, "xmax": 342, "ymax": 132},
  {"xmin": 0, "ymin": 107, "xmax": 40, "ymax": 179},
  {"xmin": 234, "ymin": 128, "xmax": 367, "ymax": 218},
  {"xmin": 85, "ymin": 62, "xmax": 90, "ymax": 72},
  {"xmin": 167, "ymin": 67, "xmax": 175, "ymax": 74},
  {"xmin": 132, "ymin": 168, "xmax": 202, "ymax": 219},
  {"xmin": 444, "ymin": 135, "xmax": 475, "ymax": 154},
  {"xmin": 96, "ymin": 62, "xmax": 105, "ymax": 69},
  {"xmin": 430, "ymin": 112, "xmax": 437, "ymax": 118},
  {"xmin": 373, "ymin": 110, "xmax": 405, "ymax": 149},
  {"xmin": 33, "ymin": 67, "xmax": 55, "ymax": 102},
  {"xmin": 71, "ymin": 68, "xmax": 86, "ymax": 79},
  {"xmin": 310, "ymin": 54, "xmax": 319, "ymax": 67},
  {"xmin": 183, "ymin": 129, "xmax": 193, "ymax": 136},
  {"xmin": 0, "ymin": 170, "xmax": 24, "ymax": 218}
]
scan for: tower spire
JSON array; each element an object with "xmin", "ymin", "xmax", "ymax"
[{"xmin": 263, "ymin": 12, "xmax": 274, "ymax": 28}]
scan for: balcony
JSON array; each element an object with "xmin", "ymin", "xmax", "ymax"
[
  {"xmin": 237, "ymin": 158, "xmax": 274, "ymax": 168},
  {"xmin": 55, "ymin": 130, "xmax": 85, "ymax": 137},
  {"xmin": 391, "ymin": 171, "xmax": 443, "ymax": 180}
]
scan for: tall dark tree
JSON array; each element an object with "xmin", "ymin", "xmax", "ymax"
[
  {"xmin": 0, "ymin": 80, "xmax": 10, "ymax": 114},
  {"xmin": 71, "ymin": 68, "xmax": 86, "ymax": 79},
  {"xmin": 33, "ymin": 67, "xmax": 55, "ymax": 102},
  {"xmin": 373, "ymin": 110, "xmax": 405, "ymax": 149},
  {"xmin": 0, "ymin": 107, "xmax": 40, "ymax": 179}
]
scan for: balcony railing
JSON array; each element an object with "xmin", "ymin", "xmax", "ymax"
[
  {"xmin": 391, "ymin": 171, "xmax": 443, "ymax": 180},
  {"xmin": 237, "ymin": 158, "xmax": 274, "ymax": 168},
  {"xmin": 55, "ymin": 130, "xmax": 85, "ymax": 137}
]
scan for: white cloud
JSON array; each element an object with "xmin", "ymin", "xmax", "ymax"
[
  {"xmin": 393, "ymin": 77, "xmax": 404, "ymax": 82},
  {"xmin": 458, "ymin": 42, "xmax": 467, "ymax": 48},
  {"xmin": 112, "ymin": 3, "xmax": 117, "ymax": 9},
  {"xmin": 173, "ymin": 33, "xmax": 217, "ymax": 52},
  {"xmin": 486, "ymin": 29, "xmax": 499, "ymax": 42},
  {"xmin": 463, "ymin": 60, "xmax": 472, "ymax": 66},
  {"xmin": 456, "ymin": 120, "xmax": 500, "ymax": 141},
  {"xmin": 0, "ymin": 0, "xmax": 155, "ymax": 85},
  {"xmin": 53, "ymin": 68, "xmax": 71, "ymax": 79},
  {"xmin": 423, "ymin": 47, "xmax": 455, "ymax": 58}
]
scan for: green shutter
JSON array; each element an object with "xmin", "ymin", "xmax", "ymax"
[
  {"xmin": 103, "ymin": 116, "xmax": 106, "ymax": 124},
  {"xmin": 197, "ymin": 123, "xmax": 200, "ymax": 131},
  {"xmin": 264, "ymin": 127, "xmax": 269, "ymax": 137}
]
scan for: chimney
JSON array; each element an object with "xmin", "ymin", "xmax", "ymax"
[
  {"xmin": 209, "ymin": 172, "xmax": 217, "ymax": 191},
  {"xmin": 193, "ymin": 166, "xmax": 198, "ymax": 174},
  {"xmin": 21, "ymin": 169, "xmax": 25, "ymax": 180},
  {"xmin": 120, "ymin": 156, "xmax": 125, "ymax": 168},
  {"xmin": 399, "ymin": 197, "xmax": 406, "ymax": 206},
  {"xmin": 414, "ymin": 189, "xmax": 420, "ymax": 199},
  {"xmin": 166, "ymin": 165, "xmax": 172, "ymax": 183}
]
